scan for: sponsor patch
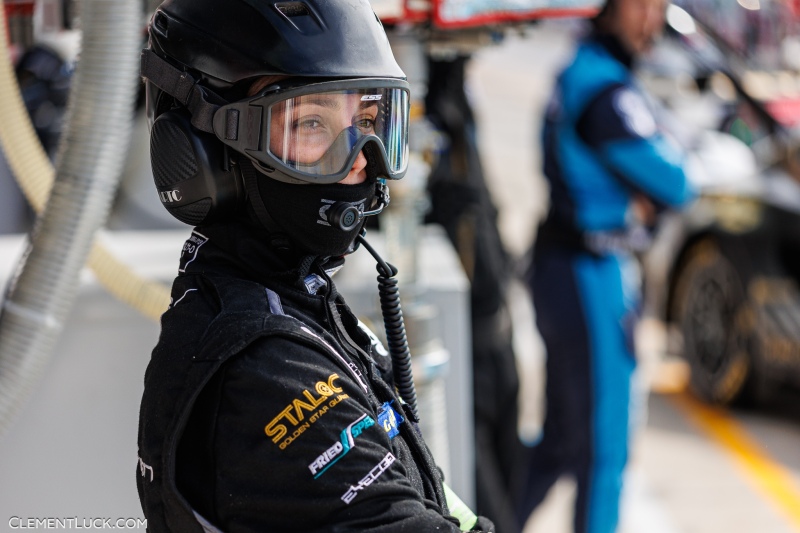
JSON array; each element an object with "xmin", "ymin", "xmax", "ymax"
[
  {"xmin": 303, "ymin": 274, "xmax": 328, "ymax": 295},
  {"xmin": 341, "ymin": 452, "xmax": 396, "ymax": 504},
  {"xmin": 264, "ymin": 373, "xmax": 350, "ymax": 450},
  {"xmin": 178, "ymin": 231, "xmax": 209, "ymax": 273},
  {"xmin": 613, "ymin": 88, "xmax": 657, "ymax": 139},
  {"xmin": 309, "ymin": 414, "xmax": 375, "ymax": 479},
  {"xmin": 377, "ymin": 401, "xmax": 404, "ymax": 439}
]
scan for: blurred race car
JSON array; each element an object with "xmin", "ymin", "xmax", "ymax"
[{"xmin": 642, "ymin": 3, "xmax": 800, "ymax": 406}]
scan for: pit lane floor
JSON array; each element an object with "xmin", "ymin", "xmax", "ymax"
[
  {"xmin": 469, "ymin": 21, "xmax": 800, "ymax": 533},
  {"xmin": 512, "ymin": 310, "xmax": 800, "ymax": 533}
]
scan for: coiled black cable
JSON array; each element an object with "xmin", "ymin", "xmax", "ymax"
[{"xmin": 356, "ymin": 234, "xmax": 420, "ymax": 421}]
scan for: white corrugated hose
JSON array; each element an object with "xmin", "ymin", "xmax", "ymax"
[{"xmin": 0, "ymin": 0, "xmax": 163, "ymax": 438}]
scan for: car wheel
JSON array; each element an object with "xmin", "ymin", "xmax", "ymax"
[{"xmin": 671, "ymin": 238, "xmax": 754, "ymax": 405}]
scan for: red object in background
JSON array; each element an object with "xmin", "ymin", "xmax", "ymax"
[
  {"xmin": 4, "ymin": 0, "xmax": 36, "ymax": 56},
  {"xmin": 790, "ymin": 0, "xmax": 800, "ymax": 17},
  {"xmin": 765, "ymin": 97, "xmax": 800, "ymax": 128},
  {"xmin": 3, "ymin": 0, "xmax": 36, "ymax": 18},
  {"xmin": 380, "ymin": 0, "xmax": 601, "ymax": 28},
  {"xmin": 430, "ymin": 0, "xmax": 601, "ymax": 29},
  {"xmin": 431, "ymin": 7, "xmax": 599, "ymax": 29}
]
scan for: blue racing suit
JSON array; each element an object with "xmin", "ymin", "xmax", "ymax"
[{"xmin": 514, "ymin": 33, "xmax": 695, "ymax": 533}]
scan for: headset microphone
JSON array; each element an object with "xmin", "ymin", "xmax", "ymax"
[{"xmin": 328, "ymin": 182, "xmax": 391, "ymax": 231}]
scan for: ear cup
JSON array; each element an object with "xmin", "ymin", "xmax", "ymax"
[{"xmin": 150, "ymin": 110, "xmax": 244, "ymax": 225}]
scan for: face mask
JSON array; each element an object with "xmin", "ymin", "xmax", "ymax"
[{"xmin": 256, "ymin": 176, "xmax": 377, "ymax": 257}]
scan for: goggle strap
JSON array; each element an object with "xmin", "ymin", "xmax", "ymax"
[
  {"xmin": 214, "ymin": 103, "xmax": 267, "ymax": 163},
  {"xmin": 140, "ymin": 49, "xmax": 221, "ymax": 134}
]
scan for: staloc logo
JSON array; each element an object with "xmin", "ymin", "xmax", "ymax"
[
  {"xmin": 159, "ymin": 189, "xmax": 182, "ymax": 204},
  {"xmin": 264, "ymin": 373, "xmax": 349, "ymax": 450}
]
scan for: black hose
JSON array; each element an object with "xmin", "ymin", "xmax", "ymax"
[{"xmin": 356, "ymin": 234, "xmax": 420, "ymax": 421}]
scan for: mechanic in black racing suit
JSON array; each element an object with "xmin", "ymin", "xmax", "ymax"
[{"xmin": 135, "ymin": 1, "xmax": 494, "ymax": 532}]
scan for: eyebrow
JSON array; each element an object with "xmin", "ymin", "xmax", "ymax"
[
  {"xmin": 270, "ymin": 96, "xmax": 378, "ymax": 123},
  {"xmin": 299, "ymin": 96, "xmax": 378, "ymax": 111},
  {"xmin": 301, "ymin": 96, "xmax": 341, "ymax": 110}
]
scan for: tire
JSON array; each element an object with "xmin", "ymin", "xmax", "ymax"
[{"xmin": 671, "ymin": 238, "xmax": 754, "ymax": 405}]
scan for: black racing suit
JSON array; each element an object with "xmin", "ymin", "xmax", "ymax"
[{"xmin": 136, "ymin": 221, "xmax": 494, "ymax": 532}]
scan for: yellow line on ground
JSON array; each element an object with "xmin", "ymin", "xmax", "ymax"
[{"xmin": 670, "ymin": 392, "xmax": 800, "ymax": 531}]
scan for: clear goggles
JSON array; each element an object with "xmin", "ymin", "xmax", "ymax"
[{"xmin": 212, "ymin": 78, "xmax": 410, "ymax": 184}]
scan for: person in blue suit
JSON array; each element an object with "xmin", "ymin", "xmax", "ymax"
[{"xmin": 513, "ymin": 0, "xmax": 695, "ymax": 532}]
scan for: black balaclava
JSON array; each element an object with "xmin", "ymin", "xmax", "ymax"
[{"xmin": 254, "ymin": 174, "xmax": 377, "ymax": 258}]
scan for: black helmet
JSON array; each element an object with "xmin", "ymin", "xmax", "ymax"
[
  {"xmin": 147, "ymin": 0, "xmax": 405, "ymax": 92},
  {"xmin": 142, "ymin": 0, "xmax": 409, "ymax": 245}
]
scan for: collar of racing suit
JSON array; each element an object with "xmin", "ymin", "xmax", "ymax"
[
  {"xmin": 177, "ymin": 219, "xmax": 397, "ymax": 388},
  {"xmin": 185, "ymin": 220, "xmax": 346, "ymax": 296}
]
